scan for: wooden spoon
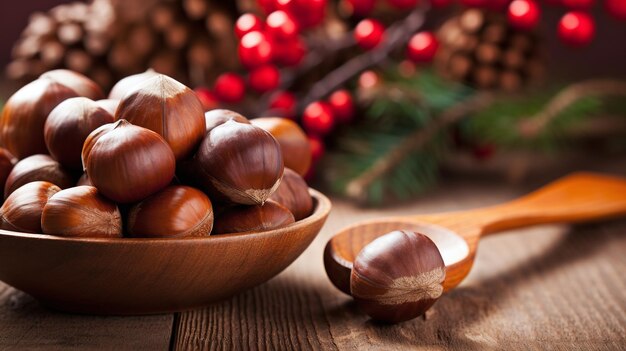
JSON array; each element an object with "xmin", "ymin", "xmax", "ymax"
[{"xmin": 324, "ymin": 172, "xmax": 626, "ymax": 313}]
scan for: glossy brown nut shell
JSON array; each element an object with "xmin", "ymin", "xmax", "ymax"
[
  {"xmin": 251, "ymin": 117, "xmax": 312, "ymax": 176},
  {"xmin": 108, "ymin": 69, "xmax": 158, "ymax": 100},
  {"xmin": 350, "ymin": 230, "xmax": 445, "ymax": 324},
  {"xmin": 95, "ymin": 99, "xmax": 120, "ymax": 116},
  {"xmin": 40, "ymin": 69, "xmax": 104, "ymax": 100},
  {"xmin": 194, "ymin": 121, "xmax": 284, "ymax": 205},
  {"xmin": 44, "ymin": 97, "xmax": 115, "ymax": 170},
  {"xmin": 269, "ymin": 168, "xmax": 312, "ymax": 221},
  {"xmin": 213, "ymin": 200, "xmax": 295, "ymax": 234},
  {"xmin": 0, "ymin": 181, "xmax": 61, "ymax": 233},
  {"xmin": 127, "ymin": 185, "xmax": 214, "ymax": 238},
  {"xmin": 4, "ymin": 154, "xmax": 75, "ymax": 199},
  {"xmin": 83, "ymin": 120, "xmax": 176, "ymax": 203},
  {"xmin": 205, "ymin": 109, "xmax": 250, "ymax": 133},
  {"xmin": 0, "ymin": 78, "xmax": 79, "ymax": 158},
  {"xmin": 115, "ymin": 74, "xmax": 205, "ymax": 160},
  {"xmin": 0, "ymin": 148, "xmax": 17, "ymax": 192},
  {"xmin": 41, "ymin": 186, "xmax": 122, "ymax": 238}
]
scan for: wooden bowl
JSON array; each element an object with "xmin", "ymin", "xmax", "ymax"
[{"xmin": 0, "ymin": 189, "xmax": 331, "ymax": 315}]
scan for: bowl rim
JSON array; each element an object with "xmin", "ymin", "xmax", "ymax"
[{"xmin": 0, "ymin": 188, "xmax": 332, "ymax": 244}]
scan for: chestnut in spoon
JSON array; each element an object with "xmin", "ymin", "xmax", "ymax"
[{"xmin": 324, "ymin": 172, "xmax": 626, "ymax": 323}]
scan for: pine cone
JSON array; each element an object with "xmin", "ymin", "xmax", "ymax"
[
  {"xmin": 435, "ymin": 9, "xmax": 543, "ymax": 92},
  {"xmin": 7, "ymin": 0, "xmax": 240, "ymax": 91}
]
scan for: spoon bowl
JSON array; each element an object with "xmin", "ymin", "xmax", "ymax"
[
  {"xmin": 0, "ymin": 189, "xmax": 331, "ymax": 315},
  {"xmin": 325, "ymin": 173, "xmax": 626, "ymax": 297}
]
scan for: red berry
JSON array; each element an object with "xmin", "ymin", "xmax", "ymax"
[
  {"xmin": 302, "ymin": 101, "xmax": 335, "ymax": 136},
  {"xmin": 407, "ymin": 31, "xmax": 439, "ymax": 63},
  {"xmin": 606, "ymin": 0, "xmax": 626, "ymax": 20},
  {"xmin": 430, "ymin": 0, "xmax": 453, "ymax": 7},
  {"xmin": 345, "ymin": 0, "xmax": 376, "ymax": 16},
  {"xmin": 273, "ymin": 36, "xmax": 307, "ymax": 66},
  {"xmin": 386, "ymin": 0, "xmax": 419, "ymax": 9},
  {"xmin": 266, "ymin": 10, "xmax": 300, "ymax": 41},
  {"xmin": 460, "ymin": 0, "xmax": 487, "ymax": 7},
  {"xmin": 358, "ymin": 70, "xmax": 380, "ymax": 89},
  {"xmin": 354, "ymin": 19, "xmax": 385, "ymax": 50},
  {"xmin": 562, "ymin": 0, "xmax": 594, "ymax": 9},
  {"xmin": 558, "ymin": 11, "xmax": 595, "ymax": 47},
  {"xmin": 328, "ymin": 90, "xmax": 355, "ymax": 123},
  {"xmin": 214, "ymin": 73, "xmax": 246, "ymax": 103},
  {"xmin": 257, "ymin": 0, "xmax": 279, "ymax": 14},
  {"xmin": 238, "ymin": 31, "xmax": 274, "ymax": 68},
  {"xmin": 248, "ymin": 65, "xmax": 281, "ymax": 93},
  {"xmin": 194, "ymin": 87, "xmax": 219, "ymax": 111},
  {"xmin": 235, "ymin": 14, "xmax": 263, "ymax": 39},
  {"xmin": 277, "ymin": 0, "xmax": 327, "ymax": 29},
  {"xmin": 507, "ymin": 0, "xmax": 540, "ymax": 30},
  {"xmin": 472, "ymin": 144, "xmax": 495, "ymax": 161},
  {"xmin": 269, "ymin": 91, "xmax": 297, "ymax": 118}
]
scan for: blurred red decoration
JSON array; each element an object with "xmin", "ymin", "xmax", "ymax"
[
  {"xmin": 508, "ymin": 0, "xmax": 541, "ymax": 30},
  {"xmin": 302, "ymin": 101, "xmax": 335, "ymax": 135},
  {"xmin": 605, "ymin": 0, "xmax": 626, "ymax": 20},
  {"xmin": 486, "ymin": 0, "xmax": 512, "ymax": 10},
  {"xmin": 460, "ymin": 0, "xmax": 488, "ymax": 7},
  {"xmin": 345, "ymin": 0, "xmax": 377, "ymax": 16},
  {"xmin": 235, "ymin": 14, "xmax": 264, "ymax": 39},
  {"xmin": 273, "ymin": 36, "xmax": 307, "ymax": 66},
  {"xmin": 269, "ymin": 91, "xmax": 297, "ymax": 118},
  {"xmin": 239, "ymin": 31, "xmax": 274, "ymax": 68},
  {"xmin": 558, "ymin": 11, "xmax": 595, "ymax": 46},
  {"xmin": 328, "ymin": 90, "xmax": 355, "ymax": 123},
  {"xmin": 214, "ymin": 73, "xmax": 246, "ymax": 103},
  {"xmin": 407, "ymin": 31, "xmax": 439, "ymax": 63},
  {"xmin": 258, "ymin": 0, "xmax": 279, "ymax": 14},
  {"xmin": 354, "ymin": 19, "xmax": 386, "ymax": 50},
  {"xmin": 431, "ymin": 0, "xmax": 454, "ymax": 7},
  {"xmin": 561, "ymin": 0, "xmax": 595, "ymax": 9},
  {"xmin": 277, "ymin": 0, "xmax": 327, "ymax": 29},
  {"xmin": 472, "ymin": 143, "xmax": 496, "ymax": 161},
  {"xmin": 249, "ymin": 65, "xmax": 281, "ymax": 92},
  {"xmin": 358, "ymin": 70, "xmax": 380, "ymax": 89},
  {"xmin": 266, "ymin": 11, "xmax": 300, "ymax": 41},
  {"xmin": 308, "ymin": 135, "xmax": 326, "ymax": 163},
  {"xmin": 387, "ymin": 0, "xmax": 420, "ymax": 9},
  {"xmin": 194, "ymin": 87, "xmax": 219, "ymax": 111}
]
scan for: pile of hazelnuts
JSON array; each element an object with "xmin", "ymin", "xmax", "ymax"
[{"xmin": 0, "ymin": 69, "xmax": 314, "ymax": 238}]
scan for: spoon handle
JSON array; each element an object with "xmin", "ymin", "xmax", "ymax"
[{"xmin": 468, "ymin": 172, "xmax": 626, "ymax": 236}]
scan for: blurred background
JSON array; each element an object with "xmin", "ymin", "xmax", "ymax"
[{"xmin": 1, "ymin": 0, "xmax": 625, "ymax": 205}]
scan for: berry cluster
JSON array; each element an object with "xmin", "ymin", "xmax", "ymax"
[{"xmin": 193, "ymin": 0, "xmax": 625, "ymax": 173}]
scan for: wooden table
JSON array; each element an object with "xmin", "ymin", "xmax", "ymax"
[{"xmin": 1, "ymin": 174, "xmax": 625, "ymax": 350}]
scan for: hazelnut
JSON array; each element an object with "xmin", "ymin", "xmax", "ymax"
[
  {"xmin": 213, "ymin": 200, "xmax": 295, "ymax": 234},
  {"xmin": 193, "ymin": 121, "xmax": 284, "ymax": 205},
  {"xmin": 40, "ymin": 69, "xmax": 104, "ymax": 100},
  {"xmin": 127, "ymin": 185, "xmax": 214, "ymax": 238},
  {"xmin": 251, "ymin": 117, "xmax": 312, "ymax": 176},
  {"xmin": 44, "ymin": 97, "xmax": 115, "ymax": 170},
  {"xmin": 269, "ymin": 168, "xmax": 312, "ymax": 220},
  {"xmin": 82, "ymin": 120, "xmax": 176, "ymax": 203},
  {"xmin": 0, "ymin": 77, "xmax": 78, "ymax": 158},
  {"xmin": 41, "ymin": 186, "xmax": 122, "ymax": 238},
  {"xmin": 115, "ymin": 74, "xmax": 205, "ymax": 160},
  {"xmin": 350, "ymin": 230, "xmax": 445, "ymax": 323},
  {"xmin": 0, "ymin": 181, "xmax": 61, "ymax": 233},
  {"xmin": 108, "ymin": 69, "xmax": 158, "ymax": 100},
  {"xmin": 4, "ymin": 154, "xmax": 75, "ymax": 199}
]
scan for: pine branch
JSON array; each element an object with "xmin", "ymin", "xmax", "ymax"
[
  {"xmin": 345, "ymin": 92, "xmax": 495, "ymax": 201},
  {"xmin": 518, "ymin": 80, "xmax": 626, "ymax": 138},
  {"xmin": 299, "ymin": 5, "xmax": 429, "ymax": 110}
]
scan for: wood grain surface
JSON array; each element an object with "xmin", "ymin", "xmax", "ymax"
[{"xmin": 1, "ymin": 173, "xmax": 626, "ymax": 350}]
